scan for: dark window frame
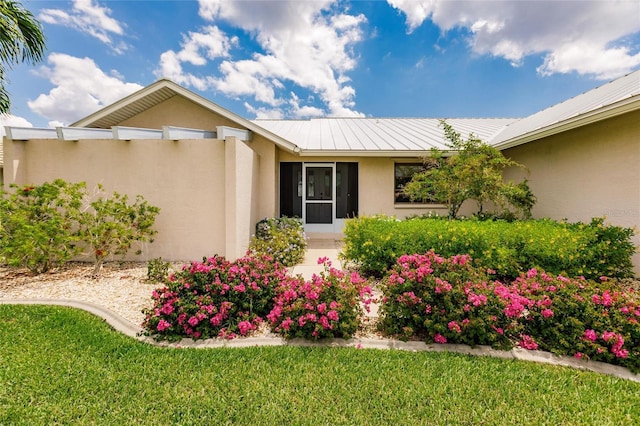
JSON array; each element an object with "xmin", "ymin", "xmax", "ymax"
[{"xmin": 394, "ymin": 162, "xmax": 441, "ymax": 204}]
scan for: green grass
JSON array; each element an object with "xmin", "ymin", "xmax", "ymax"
[{"xmin": 1, "ymin": 305, "xmax": 639, "ymax": 425}]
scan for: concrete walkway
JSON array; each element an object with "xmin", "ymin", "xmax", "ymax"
[{"xmin": 289, "ymin": 239, "xmax": 343, "ymax": 280}]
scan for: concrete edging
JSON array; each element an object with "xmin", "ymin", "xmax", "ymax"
[{"xmin": 2, "ymin": 298, "xmax": 639, "ymax": 383}]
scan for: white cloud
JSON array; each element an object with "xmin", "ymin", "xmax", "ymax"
[
  {"xmin": 0, "ymin": 114, "xmax": 33, "ymax": 137},
  {"xmin": 387, "ymin": 0, "xmax": 640, "ymax": 79},
  {"xmin": 155, "ymin": 26, "xmax": 236, "ymax": 91},
  {"xmin": 39, "ymin": 0, "xmax": 129, "ymax": 53},
  {"xmin": 158, "ymin": 0, "xmax": 366, "ymax": 117},
  {"xmin": 28, "ymin": 53, "xmax": 143, "ymax": 124}
]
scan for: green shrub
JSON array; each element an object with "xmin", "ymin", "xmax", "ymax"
[
  {"xmin": 342, "ymin": 215, "xmax": 635, "ymax": 280},
  {"xmin": 379, "ymin": 251, "xmax": 511, "ymax": 349},
  {"xmin": 267, "ymin": 258, "xmax": 373, "ymax": 340},
  {"xmin": 379, "ymin": 252, "xmax": 640, "ymax": 372},
  {"xmin": 0, "ymin": 180, "xmax": 85, "ymax": 273},
  {"xmin": 147, "ymin": 257, "xmax": 170, "ymax": 283},
  {"xmin": 0, "ymin": 179, "xmax": 161, "ymax": 275},
  {"xmin": 143, "ymin": 254, "xmax": 284, "ymax": 341},
  {"xmin": 79, "ymin": 185, "xmax": 160, "ymax": 275},
  {"xmin": 249, "ymin": 217, "xmax": 307, "ymax": 266}
]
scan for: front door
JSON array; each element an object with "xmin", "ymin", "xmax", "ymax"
[
  {"xmin": 280, "ymin": 162, "xmax": 358, "ymax": 234},
  {"xmin": 304, "ymin": 163, "xmax": 334, "ymax": 233}
]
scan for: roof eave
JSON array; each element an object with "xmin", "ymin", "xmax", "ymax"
[
  {"xmin": 71, "ymin": 79, "xmax": 302, "ymax": 154},
  {"xmin": 297, "ymin": 149, "xmax": 447, "ymax": 158},
  {"xmin": 493, "ymin": 95, "xmax": 640, "ymax": 151}
]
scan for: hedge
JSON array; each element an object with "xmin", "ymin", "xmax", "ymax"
[{"xmin": 341, "ymin": 215, "xmax": 635, "ymax": 280}]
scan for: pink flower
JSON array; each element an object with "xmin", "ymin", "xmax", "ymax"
[
  {"xmin": 157, "ymin": 319, "xmax": 172, "ymax": 331},
  {"xmin": 319, "ymin": 315, "xmax": 331, "ymax": 329},
  {"xmin": 574, "ymin": 352, "xmax": 583, "ymax": 359},
  {"xmin": 614, "ymin": 349, "xmax": 629, "ymax": 358},
  {"xmin": 433, "ymin": 333, "xmax": 447, "ymax": 344},
  {"xmin": 317, "ymin": 303, "xmax": 327, "ymax": 314},
  {"xmin": 582, "ymin": 329, "xmax": 598, "ymax": 342},
  {"xmin": 526, "ymin": 268, "xmax": 538, "ymax": 279},
  {"xmin": 541, "ymin": 309, "xmax": 554, "ymax": 319},
  {"xmin": 448, "ymin": 321, "xmax": 461, "ymax": 334},
  {"xmin": 317, "ymin": 256, "xmax": 331, "ymax": 266},
  {"xmin": 233, "ymin": 284, "xmax": 246, "ymax": 293},
  {"xmin": 237, "ymin": 321, "xmax": 252, "ymax": 336},
  {"xmin": 281, "ymin": 317, "xmax": 293, "ymax": 330},
  {"xmin": 187, "ymin": 316, "xmax": 199, "ymax": 327},
  {"xmin": 602, "ymin": 331, "xmax": 617, "ymax": 343},
  {"xmin": 327, "ymin": 310, "xmax": 339, "ymax": 321},
  {"xmin": 519, "ymin": 334, "xmax": 538, "ymax": 350}
]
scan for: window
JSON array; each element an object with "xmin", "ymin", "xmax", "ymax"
[{"xmin": 394, "ymin": 162, "xmax": 440, "ymax": 204}]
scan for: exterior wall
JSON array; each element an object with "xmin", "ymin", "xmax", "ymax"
[
  {"xmin": 503, "ymin": 110, "xmax": 640, "ymax": 276},
  {"xmin": 119, "ymin": 96, "xmax": 242, "ymax": 130},
  {"xmin": 4, "ymin": 137, "xmax": 228, "ymax": 261},
  {"xmin": 277, "ymin": 151, "xmax": 454, "ymax": 223}
]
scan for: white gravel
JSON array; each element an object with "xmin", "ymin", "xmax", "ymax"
[{"xmin": 0, "ymin": 263, "xmax": 160, "ymax": 327}]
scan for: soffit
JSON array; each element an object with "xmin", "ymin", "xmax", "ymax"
[{"xmin": 74, "ymin": 87, "xmax": 180, "ymax": 129}]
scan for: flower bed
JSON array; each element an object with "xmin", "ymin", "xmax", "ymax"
[
  {"xmin": 378, "ymin": 251, "xmax": 640, "ymax": 372},
  {"xmin": 143, "ymin": 254, "xmax": 371, "ymax": 341},
  {"xmin": 267, "ymin": 257, "xmax": 373, "ymax": 339}
]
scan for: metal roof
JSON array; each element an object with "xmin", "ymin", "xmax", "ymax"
[
  {"xmin": 253, "ymin": 117, "xmax": 516, "ymax": 153},
  {"xmin": 3, "ymin": 71, "xmax": 636, "ymax": 164},
  {"xmin": 492, "ymin": 70, "xmax": 640, "ymax": 148}
]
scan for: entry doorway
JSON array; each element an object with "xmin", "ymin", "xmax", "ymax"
[{"xmin": 279, "ymin": 162, "xmax": 358, "ymax": 234}]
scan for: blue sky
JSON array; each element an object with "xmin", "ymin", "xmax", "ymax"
[{"xmin": 2, "ymin": 0, "xmax": 640, "ymax": 131}]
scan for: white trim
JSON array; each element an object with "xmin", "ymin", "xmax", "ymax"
[
  {"xmin": 70, "ymin": 79, "xmax": 302, "ymax": 153},
  {"xmin": 4, "ymin": 126, "xmax": 57, "ymax": 140},
  {"xmin": 112, "ymin": 126, "xmax": 163, "ymax": 140},
  {"xmin": 492, "ymin": 96, "xmax": 640, "ymax": 150},
  {"xmin": 56, "ymin": 127, "xmax": 113, "ymax": 141},
  {"xmin": 162, "ymin": 126, "xmax": 216, "ymax": 140},
  {"xmin": 217, "ymin": 126, "xmax": 251, "ymax": 141}
]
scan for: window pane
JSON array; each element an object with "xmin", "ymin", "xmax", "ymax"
[{"xmin": 394, "ymin": 163, "xmax": 436, "ymax": 204}]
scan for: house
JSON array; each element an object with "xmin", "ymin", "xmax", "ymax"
[{"xmin": 2, "ymin": 70, "xmax": 639, "ymax": 274}]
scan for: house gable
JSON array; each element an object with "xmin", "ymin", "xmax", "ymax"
[
  {"xmin": 71, "ymin": 79, "xmax": 300, "ymax": 153},
  {"xmin": 116, "ymin": 95, "xmax": 242, "ymax": 131}
]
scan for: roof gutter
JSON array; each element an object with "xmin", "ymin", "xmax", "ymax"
[
  {"xmin": 296, "ymin": 149, "xmax": 452, "ymax": 158},
  {"xmin": 492, "ymin": 95, "xmax": 640, "ymax": 151}
]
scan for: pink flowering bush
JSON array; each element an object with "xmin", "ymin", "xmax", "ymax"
[
  {"xmin": 267, "ymin": 257, "xmax": 373, "ymax": 340},
  {"xmin": 380, "ymin": 251, "xmax": 640, "ymax": 371},
  {"xmin": 497, "ymin": 269, "xmax": 639, "ymax": 371},
  {"xmin": 142, "ymin": 254, "xmax": 287, "ymax": 340},
  {"xmin": 379, "ymin": 251, "xmax": 512, "ymax": 349}
]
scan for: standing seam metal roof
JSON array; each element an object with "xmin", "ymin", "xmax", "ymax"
[{"xmin": 253, "ymin": 117, "xmax": 517, "ymax": 152}]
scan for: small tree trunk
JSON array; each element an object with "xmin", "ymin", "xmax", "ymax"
[{"xmin": 92, "ymin": 258, "xmax": 104, "ymax": 277}]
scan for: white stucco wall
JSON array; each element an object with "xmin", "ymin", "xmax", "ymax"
[
  {"xmin": 503, "ymin": 110, "xmax": 640, "ymax": 276},
  {"xmin": 4, "ymin": 137, "xmax": 228, "ymax": 261}
]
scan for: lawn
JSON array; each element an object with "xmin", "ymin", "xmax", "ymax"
[{"xmin": 1, "ymin": 305, "xmax": 639, "ymax": 425}]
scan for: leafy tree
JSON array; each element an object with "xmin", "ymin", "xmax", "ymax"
[
  {"xmin": 403, "ymin": 120, "xmax": 535, "ymax": 219},
  {"xmin": 79, "ymin": 185, "xmax": 160, "ymax": 275},
  {"xmin": 0, "ymin": 180, "xmax": 85, "ymax": 273},
  {"xmin": 0, "ymin": 0, "xmax": 46, "ymax": 113},
  {"xmin": 0, "ymin": 180, "xmax": 161, "ymax": 275}
]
